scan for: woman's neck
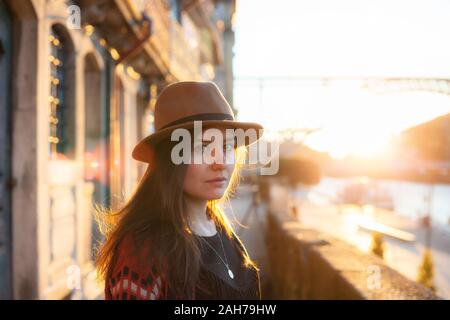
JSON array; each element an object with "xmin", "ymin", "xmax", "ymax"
[{"xmin": 184, "ymin": 194, "xmax": 217, "ymax": 236}]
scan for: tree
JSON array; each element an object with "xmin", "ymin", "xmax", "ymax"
[
  {"xmin": 370, "ymin": 232, "xmax": 384, "ymax": 259},
  {"xmin": 417, "ymin": 249, "xmax": 436, "ymax": 292},
  {"xmin": 276, "ymin": 157, "xmax": 321, "ymax": 187}
]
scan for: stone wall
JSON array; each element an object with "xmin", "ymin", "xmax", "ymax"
[{"xmin": 265, "ymin": 210, "xmax": 440, "ymax": 299}]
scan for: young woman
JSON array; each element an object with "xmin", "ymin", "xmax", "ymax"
[{"xmin": 96, "ymin": 81, "xmax": 264, "ymax": 300}]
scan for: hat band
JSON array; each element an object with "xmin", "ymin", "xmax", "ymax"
[{"xmin": 159, "ymin": 113, "xmax": 234, "ymax": 130}]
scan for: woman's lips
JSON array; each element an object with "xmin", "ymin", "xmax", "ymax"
[
  {"xmin": 205, "ymin": 178, "xmax": 226, "ymax": 186},
  {"xmin": 206, "ymin": 180, "xmax": 226, "ymax": 187}
]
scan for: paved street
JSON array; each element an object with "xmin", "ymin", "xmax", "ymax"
[{"xmin": 226, "ymin": 184, "xmax": 272, "ymax": 298}]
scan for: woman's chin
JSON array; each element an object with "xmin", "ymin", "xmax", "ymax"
[{"xmin": 204, "ymin": 190, "xmax": 226, "ymax": 200}]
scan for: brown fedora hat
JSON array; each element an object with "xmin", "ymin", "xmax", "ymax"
[{"xmin": 132, "ymin": 81, "xmax": 264, "ymax": 163}]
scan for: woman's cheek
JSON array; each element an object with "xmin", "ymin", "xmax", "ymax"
[
  {"xmin": 227, "ymin": 162, "xmax": 235, "ymax": 176},
  {"xmin": 183, "ymin": 166, "xmax": 197, "ymax": 194}
]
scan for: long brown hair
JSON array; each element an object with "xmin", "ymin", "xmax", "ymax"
[{"xmin": 94, "ymin": 134, "xmax": 259, "ymax": 299}]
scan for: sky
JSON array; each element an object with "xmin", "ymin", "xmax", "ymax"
[{"xmin": 232, "ymin": 0, "xmax": 450, "ymax": 158}]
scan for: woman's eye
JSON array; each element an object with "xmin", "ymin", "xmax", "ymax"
[
  {"xmin": 223, "ymin": 143, "xmax": 234, "ymax": 152},
  {"xmin": 194, "ymin": 142, "xmax": 234, "ymax": 153}
]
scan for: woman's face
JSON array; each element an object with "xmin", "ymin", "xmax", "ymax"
[{"xmin": 183, "ymin": 127, "xmax": 236, "ymax": 200}]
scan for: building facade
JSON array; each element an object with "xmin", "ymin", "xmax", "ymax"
[{"xmin": 0, "ymin": 0, "xmax": 236, "ymax": 299}]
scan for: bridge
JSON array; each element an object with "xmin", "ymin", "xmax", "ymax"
[{"xmin": 235, "ymin": 76, "xmax": 450, "ymax": 97}]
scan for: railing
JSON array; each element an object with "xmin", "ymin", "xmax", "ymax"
[
  {"xmin": 129, "ymin": 0, "xmax": 203, "ymax": 80},
  {"xmin": 143, "ymin": 0, "xmax": 171, "ymax": 71},
  {"xmin": 168, "ymin": 18, "xmax": 201, "ymax": 80}
]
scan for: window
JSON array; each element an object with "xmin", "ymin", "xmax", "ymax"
[
  {"xmin": 49, "ymin": 24, "xmax": 76, "ymax": 159},
  {"xmin": 170, "ymin": 0, "xmax": 182, "ymax": 23}
]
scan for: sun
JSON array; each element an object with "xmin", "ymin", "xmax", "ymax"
[
  {"xmin": 306, "ymin": 123, "xmax": 390, "ymax": 160},
  {"xmin": 348, "ymin": 133, "xmax": 389, "ymax": 158}
]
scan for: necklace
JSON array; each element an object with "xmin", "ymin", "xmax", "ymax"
[{"xmin": 199, "ymin": 232, "xmax": 234, "ymax": 279}]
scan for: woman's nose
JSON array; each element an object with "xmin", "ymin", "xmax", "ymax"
[
  {"xmin": 211, "ymin": 161, "xmax": 226, "ymax": 171},
  {"xmin": 210, "ymin": 147, "xmax": 226, "ymax": 169}
]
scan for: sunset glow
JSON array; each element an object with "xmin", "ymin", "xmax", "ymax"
[{"xmin": 233, "ymin": 0, "xmax": 450, "ymax": 159}]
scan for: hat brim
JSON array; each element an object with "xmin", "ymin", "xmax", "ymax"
[{"xmin": 132, "ymin": 120, "xmax": 264, "ymax": 163}]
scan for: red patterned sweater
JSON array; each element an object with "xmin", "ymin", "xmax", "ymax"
[
  {"xmin": 105, "ymin": 231, "xmax": 261, "ymax": 300},
  {"xmin": 105, "ymin": 236, "xmax": 172, "ymax": 300}
]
